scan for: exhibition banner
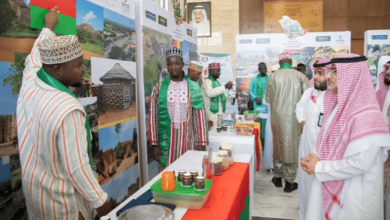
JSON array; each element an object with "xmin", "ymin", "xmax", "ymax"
[
  {"xmin": 199, "ymin": 53, "xmax": 238, "ymax": 115},
  {"xmin": 0, "ymin": 0, "xmax": 139, "ymax": 217},
  {"xmin": 235, "ymin": 31, "xmax": 350, "ymax": 113},
  {"xmin": 135, "ymin": 0, "xmax": 198, "ymax": 181},
  {"xmin": 364, "ymin": 30, "xmax": 390, "ymax": 86}
]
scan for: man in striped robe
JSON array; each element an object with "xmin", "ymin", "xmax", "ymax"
[
  {"xmin": 17, "ymin": 8, "xmax": 108, "ymax": 219},
  {"xmin": 149, "ymin": 48, "xmax": 209, "ymax": 169}
]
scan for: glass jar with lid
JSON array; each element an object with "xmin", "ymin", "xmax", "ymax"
[
  {"xmin": 218, "ymin": 150, "xmax": 230, "ymax": 170},
  {"xmin": 211, "ymin": 157, "xmax": 223, "ymax": 176},
  {"xmin": 221, "ymin": 144, "xmax": 234, "ymax": 165}
]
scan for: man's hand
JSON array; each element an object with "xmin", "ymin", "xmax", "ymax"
[
  {"xmin": 300, "ymin": 121, "xmax": 305, "ymax": 134},
  {"xmin": 385, "ymin": 149, "xmax": 390, "ymax": 165},
  {"xmin": 254, "ymin": 98, "xmax": 261, "ymax": 105},
  {"xmin": 152, "ymin": 145, "xmax": 161, "ymax": 163},
  {"xmin": 196, "ymin": 145, "xmax": 206, "ymax": 151},
  {"xmin": 44, "ymin": 6, "xmax": 59, "ymax": 31},
  {"xmin": 208, "ymin": 120, "xmax": 214, "ymax": 128},
  {"xmin": 225, "ymin": 81, "xmax": 233, "ymax": 89},
  {"xmin": 301, "ymin": 153, "xmax": 320, "ymax": 175},
  {"xmin": 96, "ymin": 202, "xmax": 111, "ymax": 218}
]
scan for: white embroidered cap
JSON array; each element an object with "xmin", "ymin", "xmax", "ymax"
[{"xmin": 38, "ymin": 35, "xmax": 83, "ymax": 64}]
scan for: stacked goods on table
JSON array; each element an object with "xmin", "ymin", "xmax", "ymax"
[
  {"xmin": 150, "ymin": 170, "xmax": 212, "ymax": 209},
  {"xmin": 233, "ymin": 123, "xmax": 254, "ymax": 135},
  {"xmin": 243, "ymin": 110, "xmax": 260, "ymax": 121}
]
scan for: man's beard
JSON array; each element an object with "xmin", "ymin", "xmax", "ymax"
[
  {"xmin": 385, "ymin": 76, "xmax": 390, "ymax": 86},
  {"xmin": 71, "ymin": 82, "xmax": 82, "ymax": 88},
  {"xmin": 314, "ymin": 80, "xmax": 327, "ymax": 91}
]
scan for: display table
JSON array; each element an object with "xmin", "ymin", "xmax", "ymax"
[{"xmin": 106, "ymin": 151, "xmax": 253, "ymax": 220}]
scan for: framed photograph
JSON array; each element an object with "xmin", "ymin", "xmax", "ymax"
[{"xmin": 187, "ymin": 2, "xmax": 212, "ymax": 37}]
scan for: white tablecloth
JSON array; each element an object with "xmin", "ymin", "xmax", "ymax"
[{"xmin": 106, "ymin": 151, "xmax": 252, "ymax": 220}]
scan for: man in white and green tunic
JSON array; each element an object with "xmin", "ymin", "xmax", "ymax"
[
  {"xmin": 201, "ymin": 63, "xmax": 233, "ymax": 129},
  {"xmin": 249, "ymin": 62, "xmax": 269, "ymax": 111},
  {"xmin": 149, "ymin": 48, "xmax": 209, "ymax": 169}
]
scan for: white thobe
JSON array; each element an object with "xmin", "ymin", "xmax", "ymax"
[
  {"xmin": 295, "ymin": 88, "xmax": 325, "ymax": 220},
  {"xmin": 305, "ymin": 105, "xmax": 390, "ymax": 220},
  {"xmin": 263, "ymin": 92, "xmax": 273, "ymax": 169},
  {"xmin": 201, "ymin": 79, "xmax": 226, "ymax": 129}
]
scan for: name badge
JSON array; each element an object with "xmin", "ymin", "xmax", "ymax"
[{"xmin": 318, "ymin": 113, "xmax": 324, "ymax": 127}]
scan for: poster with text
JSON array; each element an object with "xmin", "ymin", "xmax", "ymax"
[
  {"xmin": 364, "ymin": 30, "xmax": 390, "ymax": 86},
  {"xmin": 236, "ymin": 32, "xmax": 350, "ymax": 113}
]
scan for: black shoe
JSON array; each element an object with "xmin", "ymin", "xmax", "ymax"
[
  {"xmin": 266, "ymin": 168, "xmax": 274, "ymax": 174},
  {"xmin": 284, "ymin": 182, "xmax": 298, "ymax": 193},
  {"xmin": 272, "ymin": 177, "xmax": 283, "ymax": 187}
]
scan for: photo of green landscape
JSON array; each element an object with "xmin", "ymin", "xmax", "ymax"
[{"xmin": 103, "ymin": 8, "xmax": 136, "ymax": 62}]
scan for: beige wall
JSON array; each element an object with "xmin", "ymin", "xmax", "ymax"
[{"xmin": 187, "ymin": 0, "xmax": 239, "ymax": 76}]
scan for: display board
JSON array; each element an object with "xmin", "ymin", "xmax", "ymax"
[
  {"xmin": 364, "ymin": 30, "xmax": 390, "ymax": 86},
  {"xmin": 0, "ymin": 0, "xmax": 139, "ymax": 218},
  {"xmin": 264, "ymin": 0, "xmax": 323, "ymax": 33},
  {"xmin": 135, "ymin": 0, "xmax": 198, "ymax": 182},
  {"xmin": 235, "ymin": 31, "xmax": 350, "ymax": 113},
  {"xmin": 199, "ymin": 53, "xmax": 238, "ymax": 115}
]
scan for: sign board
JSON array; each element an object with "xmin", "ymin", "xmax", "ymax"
[{"xmin": 264, "ymin": 0, "xmax": 323, "ymax": 33}]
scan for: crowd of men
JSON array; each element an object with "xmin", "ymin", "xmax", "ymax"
[{"xmin": 15, "ymin": 8, "xmax": 390, "ymax": 220}]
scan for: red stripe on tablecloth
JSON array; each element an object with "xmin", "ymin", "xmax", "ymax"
[{"xmin": 182, "ymin": 162, "xmax": 250, "ymax": 220}]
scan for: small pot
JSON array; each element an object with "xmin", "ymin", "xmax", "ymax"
[
  {"xmin": 195, "ymin": 176, "xmax": 206, "ymax": 190},
  {"xmin": 183, "ymin": 173, "xmax": 192, "ymax": 187},
  {"xmin": 222, "ymin": 125, "xmax": 227, "ymax": 131},
  {"xmin": 217, "ymin": 126, "xmax": 222, "ymax": 133},
  {"xmin": 178, "ymin": 170, "xmax": 186, "ymax": 182},
  {"xmin": 190, "ymin": 170, "xmax": 198, "ymax": 183}
]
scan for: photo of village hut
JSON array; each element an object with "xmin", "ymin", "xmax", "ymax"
[
  {"xmin": 0, "ymin": 61, "xmax": 19, "ymax": 158},
  {"xmin": 79, "ymin": 97, "xmax": 100, "ymax": 170},
  {"xmin": 91, "ymin": 58, "xmax": 136, "ymax": 127},
  {"xmin": 97, "ymin": 119, "xmax": 138, "ymax": 185},
  {"xmin": 97, "ymin": 163, "xmax": 140, "ymax": 217},
  {"xmin": 103, "ymin": 8, "xmax": 136, "ymax": 62},
  {"xmin": 0, "ymin": 155, "xmax": 27, "ymax": 220},
  {"xmin": 142, "ymin": 26, "xmax": 172, "ymax": 114},
  {"xmin": 76, "ymin": 0, "xmax": 104, "ymax": 56}
]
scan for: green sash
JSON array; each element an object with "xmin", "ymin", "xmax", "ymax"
[
  {"xmin": 279, "ymin": 63, "xmax": 294, "ymax": 70},
  {"xmin": 158, "ymin": 74, "xmax": 203, "ymax": 167},
  {"xmin": 255, "ymin": 74, "xmax": 268, "ymax": 100},
  {"xmin": 37, "ymin": 68, "xmax": 93, "ymax": 167},
  {"xmin": 207, "ymin": 75, "xmax": 226, "ymax": 114}
]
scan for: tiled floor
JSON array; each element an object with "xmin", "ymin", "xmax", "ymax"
[{"xmin": 252, "ymin": 154, "xmax": 299, "ymax": 220}]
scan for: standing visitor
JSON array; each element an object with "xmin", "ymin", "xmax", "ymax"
[
  {"xmin": 297, "ymin": 63, "xmax": 307, "ymax": 75},
  {"xmin": 149, "ymin": 48, "xmax": 209, "ymax": 169},
  {"xmin": 188, "ymin": 61, "xmax": 203, "ymax": 82},
  {"xmin": 302, "ymin": 54, "xmax": 390, "ymax": 220},
  {"xmin": 295, "ymin": 59, "xmax": 330, "ymax": 219},
  {"xmin": 265, "ymin": 52, "xmax": 310, "ymax": 192},
  {"xmin": 249, "ymin": 62, "xmax": 269, "ymax": 111},
  {"xmin": 17, "ymin": 8, "xmax": 108, "ymax": 219},
  {"xmin": 202, "ymin": 63, "xmax": 233, "ymax": 129}
]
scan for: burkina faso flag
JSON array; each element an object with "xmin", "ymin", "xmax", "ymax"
[{"xmin": 30, "ymin": 0, "xmax": 77, "ymax": 35}]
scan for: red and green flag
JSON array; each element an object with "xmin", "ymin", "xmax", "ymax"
[{"xmin": 30, "ymin": 0, "xmax": 77, "ymax": 35}]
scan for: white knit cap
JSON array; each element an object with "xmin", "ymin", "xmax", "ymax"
[{"xmin": 38, "ymin": 35, "xmax": 83, "ymax": 64}]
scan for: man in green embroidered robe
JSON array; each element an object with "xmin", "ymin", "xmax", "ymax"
[
  {"xmin": 249, "ymin": 62, "xmax": 269, "ymax": 111},
  {"xmin": 201, "ymin": 63, "xmax": 233, "ymax": 129},
  {"xmin": 149, "ymin": 48, "xmax": 209, "ymax": 169},
  {"xmin": 265, "ymin": 52, "xmax": 310, "ymax": 193}
]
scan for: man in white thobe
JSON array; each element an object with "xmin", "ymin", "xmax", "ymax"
[
  {"xmin": 295, "ymin": 58, "xmax": 329, "ymax": 220},
  {"xmin": 301, "ymin": 54, "xmax": 390, "ymax": 220}
]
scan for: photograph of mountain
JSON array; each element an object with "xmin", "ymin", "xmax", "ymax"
[
  {"xmin": 76, "ymin": 0, "xmax": 104, "ymax": 55},
  {"xmin": 103, "ymin": 8, "xmax": 136, "ymax": 62}
]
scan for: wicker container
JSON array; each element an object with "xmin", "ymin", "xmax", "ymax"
[
  {"xmin": 233, "ymin": 123, "xmax": 254, "ymax": 135},
  {"xmin": 243, "ymin": 110, "xmax": 259, "ymax": 121}
]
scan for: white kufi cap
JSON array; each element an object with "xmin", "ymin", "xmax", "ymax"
[{"xmin": 38, "ymin": 35, "xmax": 83, "ymax": 65}]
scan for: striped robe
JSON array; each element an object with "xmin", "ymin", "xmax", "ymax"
[
  {"xmin": 149, "ymin": 81, "xmax": 209, "ymax": 168},
  {"xmin": 17, "ymin": 28, "xmax": 107, "ymax": 220}
]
